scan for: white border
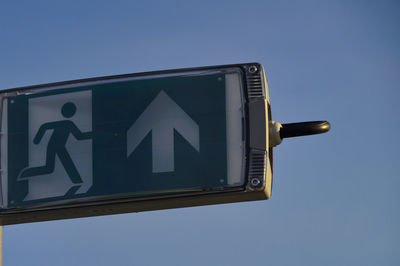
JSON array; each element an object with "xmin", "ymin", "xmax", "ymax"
[
  {"xmin": 1, "ymin": 98, "xmax": 8, "ymax": 208},
  {"xmin": 225, "ymin": 73, "xmax": 245, "ymax": 186}
]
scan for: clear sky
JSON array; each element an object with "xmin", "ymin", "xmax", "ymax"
[{"xmin": 1, "ymin": 1, "xmax": 399, "ymax": 265}]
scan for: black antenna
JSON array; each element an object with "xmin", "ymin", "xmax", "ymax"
[{"xmin": 280, "ymin": 121, "xmax": 330, "ymax": 139}]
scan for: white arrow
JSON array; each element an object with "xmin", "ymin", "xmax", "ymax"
[{"xmin": 127, "ymin": 90, "xmax": 200, "ymax": 173}]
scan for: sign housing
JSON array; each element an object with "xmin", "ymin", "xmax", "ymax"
[{"xmin": 0, "ymin": 63, "xmax": 272, "ymax": 225}]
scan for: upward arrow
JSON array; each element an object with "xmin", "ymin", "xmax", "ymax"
[{"xmin": 127, "ymin": 90, "xmax": 200, "ymax": 173}]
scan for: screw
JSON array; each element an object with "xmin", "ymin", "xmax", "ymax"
[
  {"xmin": 250, "ymin": 178, "xmax": 261, "ymax": 186},
  {"xmin": 248, "ymin": 65, "xmax": 258, "ymax": 74}
]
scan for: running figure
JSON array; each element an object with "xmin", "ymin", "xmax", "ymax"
[{"xmin": 19, "ymin": 102, "xmax": 92, "ymax": 184}]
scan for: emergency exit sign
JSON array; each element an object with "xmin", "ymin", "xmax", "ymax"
[{"xmin": 6, "ymin": 74, "xmax": 227, "ymax": 207}]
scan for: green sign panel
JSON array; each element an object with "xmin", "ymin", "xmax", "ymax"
[{"xmin": 6, "ymin": 74, "xmax": 227, "ymax": 207}]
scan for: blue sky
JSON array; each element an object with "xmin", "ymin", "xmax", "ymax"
[{"xmin": 1, "ymin": 1, "xmax": 399, "ymax": 265}]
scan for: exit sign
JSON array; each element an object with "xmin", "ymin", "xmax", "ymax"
[{"xmin": 0, "ymin": 63, "xmax": 273, "ymax": 225}]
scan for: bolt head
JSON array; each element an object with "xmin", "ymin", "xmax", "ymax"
[
  {"xmin": 248, "ymin": 65, "xmax": 258, "ymax": 73},
  {"xmin": 250, "ymin": 178, "xmax": 261, "ymax": 186}
]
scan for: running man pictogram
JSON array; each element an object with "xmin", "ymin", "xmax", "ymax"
[{"xmin": 19, "ymin": 102, "xmax": 92, "ymax": 184}]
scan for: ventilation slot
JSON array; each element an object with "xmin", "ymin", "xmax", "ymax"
[
  {"xmin": 248, "ymin": 150, "xmax": 266, "ymax": 181},
  {"xmin": 246, "ymin": 73, "xmax": 264, "ymax": 99}
]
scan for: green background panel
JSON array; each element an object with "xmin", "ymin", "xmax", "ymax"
[{"xmin": 7, "ymin": 74, "xmax": 227, "ymax": 207}]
